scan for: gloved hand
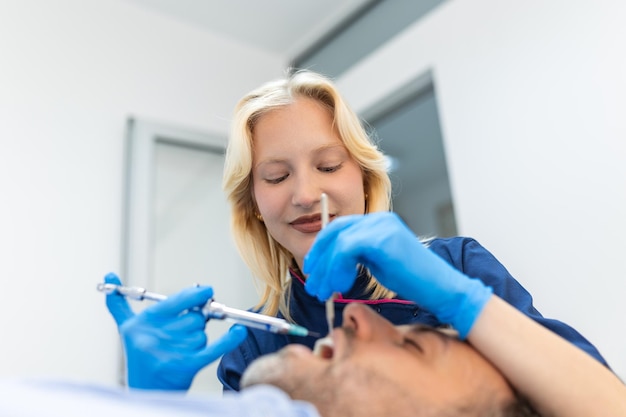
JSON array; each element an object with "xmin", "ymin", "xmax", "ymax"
[
  {"xmin": 303, "ymin": 212, "xmax": 493, "ymax": 338},
  {"xmin": 104, "ymin": 273, "xmax": 247, "ymax": 390}
]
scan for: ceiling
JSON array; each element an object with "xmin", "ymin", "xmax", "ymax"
[{"xmin": 123, "ymin": 0, "xmax": 373, "ymax": 60}]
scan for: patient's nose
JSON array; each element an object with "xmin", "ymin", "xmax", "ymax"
[{"xmin": 342, "ymin": 303, "xmax": 399, "ymax": 342}]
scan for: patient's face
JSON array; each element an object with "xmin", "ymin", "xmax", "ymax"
[{"xmin": 241, "ymin": 303, "xmax": 515, "ymax": 417}]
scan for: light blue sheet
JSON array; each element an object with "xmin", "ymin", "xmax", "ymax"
[{"xmin": 0, "ymin": 379, "xmax": 320, "ymax": 417}]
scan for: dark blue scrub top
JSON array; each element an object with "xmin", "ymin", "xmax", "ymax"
[{"xmin": 217, "ymin": 237, "xmax": 609, "ymax": 391}]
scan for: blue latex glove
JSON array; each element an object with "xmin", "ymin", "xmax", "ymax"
[
  {"xmin": 104, "ymin": 273, "xmax": 247, "ymax": 390},
  {"xmin": 303, "ymin": 213, "xmax": 493, "ymax": 338}
]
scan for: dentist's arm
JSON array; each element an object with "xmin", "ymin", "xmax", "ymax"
[
  {"xmin": 304, "ymin": 213, "xmax": 626, "ymax": 416},
  {"xmin": 469, "ymin": 297, "xmax": 626, "ymax": 417},
  {"xmin": 304, "ymin": 212, "xmax": 491, "ymax": 338}
]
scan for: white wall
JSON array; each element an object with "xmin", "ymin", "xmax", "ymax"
[
  {"xmin": 0, "ymin": 0, "xmax": 284, "ymax": 384},
  {"xmin": 2, "ymin": 0, "xmax": 624, "ymax": 389},
  {"xmin": 339, "ymin": 0, "xmax": 626, "ymax": 379}
]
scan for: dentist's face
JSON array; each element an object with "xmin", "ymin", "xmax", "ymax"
[
  {"xmin": 251, "ymin": 97, "xmax": 365, "ymax": 270},
  {"xmin": 242, "ymin": 303, "xmax": 515, "ymax": 417}
]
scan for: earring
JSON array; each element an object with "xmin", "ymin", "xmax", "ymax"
[
  {"xmin": 255, "ymin": 212, "xmax": 264, "ymax": 222},
  {"xmin": 364, "ymin": 192, "xmax": 369, "ymax": 200}
]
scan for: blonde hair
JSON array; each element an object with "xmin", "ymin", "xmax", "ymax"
[{"xmin": 222, "ymin": 70, "xmax": 394, "ymax": 321}]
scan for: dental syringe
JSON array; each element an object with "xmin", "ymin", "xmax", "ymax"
[{"xmin": 97, "ymin": 283, "xmax": 319, "ymax": 337}]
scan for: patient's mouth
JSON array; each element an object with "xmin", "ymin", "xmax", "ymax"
[{"xmin": 313, "ymin": 336, "xmax": 334, "ymax": 359}]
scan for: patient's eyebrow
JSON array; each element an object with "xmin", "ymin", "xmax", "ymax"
[{"xmin": 406, "ymin": 324, "xmax": 459, "ymax": 340}]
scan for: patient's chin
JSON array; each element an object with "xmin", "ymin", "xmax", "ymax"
[{"xmin": 240, "ymin": 353, "xmax": 286, "ymax": 389}]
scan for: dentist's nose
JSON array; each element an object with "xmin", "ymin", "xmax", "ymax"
[{"xmin": 291, "ymin": 174, "xmax": 321, "ymax": 209}]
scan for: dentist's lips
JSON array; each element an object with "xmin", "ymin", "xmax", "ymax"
[{"xmin": 290, "ymin": 215, "xmax": 323, "ymax": 233}]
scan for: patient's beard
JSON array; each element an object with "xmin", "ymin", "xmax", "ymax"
[
  {"xmin": 241, "ymin": 349, "xmax": 338, "ymax": 416},
  {"xmin": 240, "ymin": 351, "xmax": 286, "ymax": 389}
]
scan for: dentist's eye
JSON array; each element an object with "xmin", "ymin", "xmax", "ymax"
[
  {"xmin": 266, "ymin": 174, "xmax": 288, "ymax": 184},
  {"xmin": 319, "ymin": 164, "xmax": 341, "ymax": 173}
]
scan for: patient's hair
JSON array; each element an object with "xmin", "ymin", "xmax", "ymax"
[
  {"xmin": 427, "ymin": 391, "xmax": 539, "ymax": 417},
  {"xmin": 501, "ymin": 392, "xmax": 540, "ymax": 417},
  {"xmin": 444, "ymin": 389, "xmax": 539, "ymax": 417}
]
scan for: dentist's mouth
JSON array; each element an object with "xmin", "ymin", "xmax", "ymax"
[{"xmin": 290, "ymin": 215, "xmax": 323, "ymax": 233}]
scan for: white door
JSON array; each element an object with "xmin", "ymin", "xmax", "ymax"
[{"xmin": 123, "ymin": 119, "xmax": 257, "ymax": 394}]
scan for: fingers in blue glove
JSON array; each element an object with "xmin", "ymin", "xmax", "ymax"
[
  {"xmin": 302, "ymin": 212, "xmax": 492, "ymax": 339},
  {"xmin": 104, "ymin": 272, "xmax": 134, "ymax": 326},
  {"xmin": 193, "ymin": 324, "xmax": 248, "ymax": 367},
  {"xmin": 303, "ymin": 215, "xmax": 364, "ymax": 300}
]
